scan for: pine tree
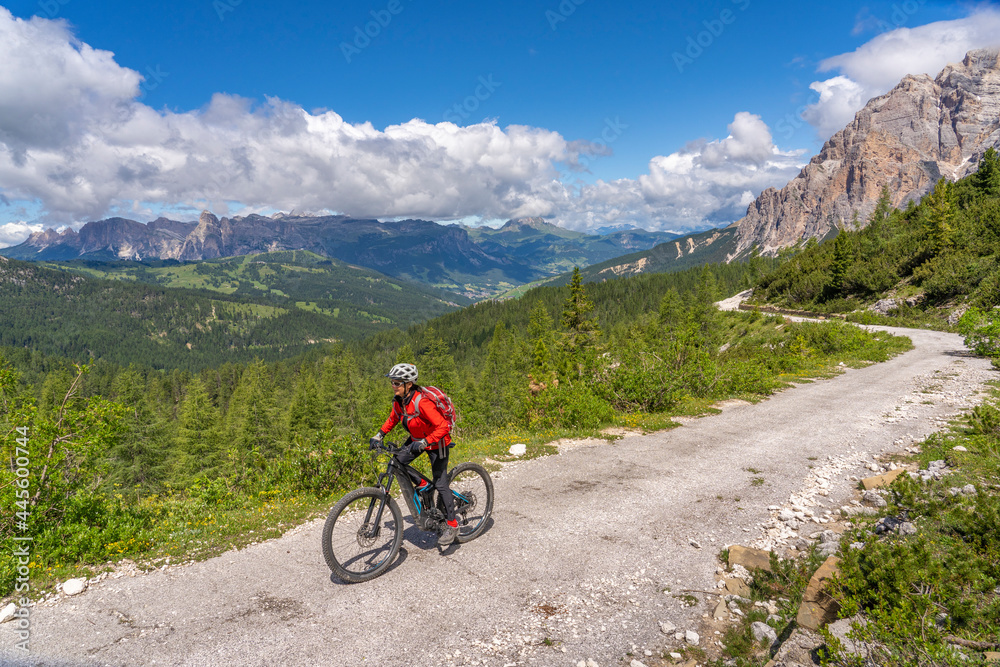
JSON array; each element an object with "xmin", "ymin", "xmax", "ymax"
[
  {"xmin": 870, "ymin": 184, "xmax": 893, "ymax": 225},
  {"xmin": 109, "ymin": 366, "xmax": 167, "ymax": 491},
  {"xmin": 174, "ymin": 376, "xmax": 223, "ymax": 481},
  {"xmin": 418, "ymin": 328, "xmax": 458, "ymax": 394},
  {"xmin": 395, "ymin": 344, "xmax": 415, "ymax": 365},
  {"xmin": 559, "ymin": 267, "xmax": 600, "ymax": 376},
  {"xmin": 924, "ymin": 178, "xmax": 955, "ymax": 256},
  {"xmin": 658, "ymin": 288, "xmax": 684, "ymax": 331},
  {"xmin": 480, "ymin": 323, "xmax": 526, "ymax": 427},
  {"xmin": 287, "ymin": 371, "xmax": 323, "ymax": 438},
  {"xmin": 225, "ymin": 359, "xmax": 278, "ymax": 473},
  {"xmin": 527, "ymin": 301, "xmax": 555, "ymax": 379},
  {"xmin": 689, "ymin": 266, "xmax": 720, "ymax": 335},
  {"xmin": 830, "ymin": 231, "xmax": 852, "ymax": 292},
  {"xmin": 975, "ymin": 147, "xmax": 1000, "ymax": 197}
]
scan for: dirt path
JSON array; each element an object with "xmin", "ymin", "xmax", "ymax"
[{"xmin": 2, "ymin": 327, "xmax": 995, "ymax": 667}]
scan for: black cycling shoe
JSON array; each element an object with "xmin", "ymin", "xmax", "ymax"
[{"xmin": 438, "ymin": 522, "xmax": 457, "ymax": 547}]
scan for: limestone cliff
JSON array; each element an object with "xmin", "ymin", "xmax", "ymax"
[{"xmin": 732, "ymin": 48, "xmax": 1000, "ymax": 257}]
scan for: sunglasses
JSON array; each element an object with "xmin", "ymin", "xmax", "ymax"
[{"xmin": 390, "ymin": 380, "xmax": 405, "ymax": 387}]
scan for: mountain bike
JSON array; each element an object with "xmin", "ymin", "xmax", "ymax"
[{"xmin": 321, "ymin": 441, "xmax": 494, "ymax": 583}]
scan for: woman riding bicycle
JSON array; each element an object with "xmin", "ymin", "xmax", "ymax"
[{"xmin": 369, "ymin": 363, "xmax": 459, "ymax": 546}]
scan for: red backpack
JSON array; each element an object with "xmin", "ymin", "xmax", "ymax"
[{"xmin": 411, "ymin": 386, "xmax": 457, "ymax": 428}]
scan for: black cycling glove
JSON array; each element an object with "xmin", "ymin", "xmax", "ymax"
[{"xmin": 369, "ymin": 433, "xmax": 384, "ymax": 450}]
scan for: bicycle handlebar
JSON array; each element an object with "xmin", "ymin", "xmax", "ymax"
[{"xmin": 372, "ymin": 440, "xmax": 404, "ymax": 456}]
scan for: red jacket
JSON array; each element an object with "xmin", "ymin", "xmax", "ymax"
[{"xmin": 379, "ymin": 388, "xmax": 452, "ymax": 450}]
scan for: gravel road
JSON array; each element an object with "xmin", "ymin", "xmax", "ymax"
[{"xmin": 2, "ymin": 326, "xmax": 995, "ymax": 667}]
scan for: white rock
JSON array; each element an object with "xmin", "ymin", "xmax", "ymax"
[
  {"xmin": 62, "ymin": 578, "xmax": 87, "ymax": 596},
  {"xmin": 953, "ymin": 446, "xmax": 968, "ymax": 452},
  {"xmin": 630, "ymin": 661, "xmax": 647, "ymax": 667},
  {"xmin": 689, "ymin": 538, "xmax": 701, "ymax": 549},
  {"xmin": 659, "ymin": 620, "xmax": 676, "ymax": 634},
  {"xmin": 685, "ymin": 630, "xmax": 700, "ymax": 645},
  {"xmin": 751, "ymin": 621, "xmax": 777, "ymax": 645},
  {"xmin": 0, "ymin": 603, "xmax": 16, "ymax": 623},
  {"xmin": 509, "ymin": 443, "xmax": 527, "ymax": 456},
  {"xmin": 669, "ymin": 653, "xmax": 682, "ymax": 660}
]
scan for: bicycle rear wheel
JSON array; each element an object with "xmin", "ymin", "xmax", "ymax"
[
  {"xmin": 322, "ymin": 487, "xmax": 403, "ymax": 583},
  {"xmin": 447, "ymin": 463, "xmax": 494, "ymax": 543}
]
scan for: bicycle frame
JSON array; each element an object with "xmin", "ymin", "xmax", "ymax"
[{"xmin": 369, "ymin": 443, "xmax": 441, "ymax": 533}]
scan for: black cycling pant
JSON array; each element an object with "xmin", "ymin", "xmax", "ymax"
[{"xmin": 396, "ymin": 444, "xmax": 455, "ymax": 522}]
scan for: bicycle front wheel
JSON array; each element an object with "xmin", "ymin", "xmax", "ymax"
[
  {"xmin": 448, "ymin": 463, "xmax": 494, "ymax": 543},
  {"xmin": 322, "ymin": 487, "xmax": 403, "ymax": 583}
]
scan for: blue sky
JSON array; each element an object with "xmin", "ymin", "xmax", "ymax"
[{"xmin": 0, "ymin": 0, "xmax": 998, "ymax": 244}]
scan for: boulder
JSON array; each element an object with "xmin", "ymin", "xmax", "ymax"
[
  {"xmin": 796, "ymin": 557, "xmax": 841, "ymax": 630},
  {"xmin": 861, "ymin": 468, "xmax": 906, "ymax": 490},
  {"xmin": 862, "ymin": 490, "xmax": 887, "ymax": 508},
  {"xmin": 751, "ymin": 621, "xmax": 778, "ymax": 646},
  {"xmin": 769, "ymin": 627, "xmax": 824, "ymax": 667},
  {"xmin": 827, "ymin": 615, "xmax": 872, "ymax": 657},
  {"xmin": 728, "ymin": 545, "xmax": 773, "ymax": 572},
  {"xmin": 62, "ymin": 578, "xmax": 87, "ymax": 596},
  {"xmin": 725, "ymin": 578, "xmax": 752, "ymax": 597}
]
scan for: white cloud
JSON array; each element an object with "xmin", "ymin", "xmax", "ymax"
[
  {"xmin": 0, "ymin": 221, "xmax": 41, "ymax": 248},
  {"xmin": 0, "ymin": 9, "xmax": 801, "ymax": 236},
  {"xmin": 803, "ymin": 7, "xmax": 1000, "ymax": 139},
  {"xmin": 570, "ymin": 113, "xmax": 805, "ymax": 229}
]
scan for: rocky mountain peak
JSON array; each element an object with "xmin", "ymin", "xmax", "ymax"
[
  {"xmin": 731, "ymin": 47, "xmax": 1000, "ymax": 258},
  {"xmin": 499, "ymin": 217, "xmax": 550, "ymax": 231}
]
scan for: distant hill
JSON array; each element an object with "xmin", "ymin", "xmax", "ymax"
[
  {"xmin": 45, "ymin": 249, "xmax": 468, "ymax": 318},
  {"xmin": 2, "ymin": 213, "xmax": 676, "ymax": 299},
  {"xmin": 464, "ymin": 217, "xmax": 677, "ymax": 275},
  {"xmin": 0, "ymin": 254, "xmax": 461, "ymax": 370}
]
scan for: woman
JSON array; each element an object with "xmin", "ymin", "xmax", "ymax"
[{"xmin": 369, "ymin": 363, "xmax": 458, "ymax": 546}]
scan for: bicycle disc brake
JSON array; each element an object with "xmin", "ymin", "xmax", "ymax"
[{"xmin": 356, "ymin": 522, "xmax": 379, "ymax": 548}]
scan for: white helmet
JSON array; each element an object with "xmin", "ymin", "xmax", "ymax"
[{"xmin": 386, "ymin": 363, "xmax": 418, "ymax": 383}]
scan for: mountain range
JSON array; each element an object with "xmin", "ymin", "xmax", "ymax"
[{"xmin": 1, "ymin": 213, "xmax": 676, "ymax": 298}]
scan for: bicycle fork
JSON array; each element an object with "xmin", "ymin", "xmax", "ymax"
[{"xmin": 364, "ymin": 471, "xmax": 398, "ymax": 539}]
